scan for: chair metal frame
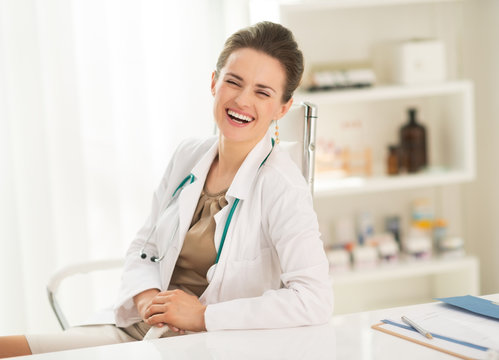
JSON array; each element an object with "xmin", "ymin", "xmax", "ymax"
[
  {"xmin": 47, "ymin": 258, "xmax": 124, "ymax": 330},
  {"xmin": 297, "ymin": 102, "xmax": 318, "ymax": 194}
]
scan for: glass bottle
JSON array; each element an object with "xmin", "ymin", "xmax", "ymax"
[
  {"xmin": 387, "ymin": 145, "xmax": 400, "ymax": 175},
  {"xmin": 399, "ymin": 108, "xmax": 427, "ymax": 173}
]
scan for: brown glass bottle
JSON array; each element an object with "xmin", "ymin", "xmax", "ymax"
[
  {"xmin": 387, "ymin": 145, "xmax": 400, "ymax": 175},
  {"xmin": 400, "ymin": 108, "xmax": 427, "ymax": 173}
]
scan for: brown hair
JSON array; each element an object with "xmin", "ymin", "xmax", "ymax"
[{"xmin": 215, "ymin": 21, "xmax": 304, "ymax": 103}]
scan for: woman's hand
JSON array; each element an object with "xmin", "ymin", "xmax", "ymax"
[
  {"xmin": 133, "ymin": 288, "xmax": 182, "ymax": 333},
  {"xmin": 134, "ymin": 288, "xmax": 160, "ymax": 319},
  {"xmin": 143, "ymin": 289, "xmax": 207, "ymax": 332}
]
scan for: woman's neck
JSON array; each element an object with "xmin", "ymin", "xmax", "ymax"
[
  {"xmin": 204, "ymin": 136, "xmax": 258, "ymax": 194},
  {"xmin": 218, "ymin": 137, "xmax": 255, "ymax": 174}
]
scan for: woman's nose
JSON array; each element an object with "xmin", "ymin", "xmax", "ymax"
[{"xmin": 234, "ymin": 88, "xmax": 252, "ymax": 107}]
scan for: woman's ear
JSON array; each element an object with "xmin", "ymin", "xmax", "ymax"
[
  {"xmin": 211, "ymin": 71, "xmax": 217, "ymax": 96},
  {"xmin": 276, "ymin": 98, "xmax": 294, "ymax": 120}
]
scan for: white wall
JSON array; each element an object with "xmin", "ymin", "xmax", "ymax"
[
  {"xmin": 0, "ymin": 0, "xmax": 228, "ymax": 334},
  {"xmin": 462, "ymin": 0, "xmax": 499, "ymax": 294}
]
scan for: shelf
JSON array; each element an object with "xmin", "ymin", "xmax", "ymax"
[
  {"xmin": 314, "ymin": 169, "xmax": 473, "ymax": 197},
  {"xmin": 295, "ymin": 80, "xmax": 472, "ymax": 105},
  {"xmin": 301, "ymin": 80, "xmax": 475, "ymax": 198},
  {"xmin": 279, "ymin": 0, "xmax": 463, "ymax": 12},
  {"xmin": 275, "ymin": 0, "xmax": 478, "ymax": 316},
  {"xmin": 331, "ymin": 255, "xmax": 479, "ymax": 314},
  {"xmin": 331, "ymin": 255, "xmax": 478, "ymax": 285}
]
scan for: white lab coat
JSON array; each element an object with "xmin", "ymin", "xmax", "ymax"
[{"xmin": 114, "ymin": 130, "xmax": 334, "ymax": 331}]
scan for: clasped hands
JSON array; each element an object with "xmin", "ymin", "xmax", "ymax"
[{"xmin": 134, "ymin": 288, "xmax": 207, "ymax": 334}]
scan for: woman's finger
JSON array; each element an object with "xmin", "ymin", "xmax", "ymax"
[
  {"xmin": 168, "ymin": 325, "xmax": 180, "ymax": 332},
  {"xmin": 146, "ymin": 312, "xmax": 169, "ymax": 326},
  {"xmin": 144, "ymin": 304, "xmax": 167, "ymax": 319},
  {"xmin": 151, "ymin": 295, "xmax": 171, "ymax": 304}
]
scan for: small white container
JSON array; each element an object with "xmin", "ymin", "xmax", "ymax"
[
  {"xmin": 327, "ymin": 248, "xmax": 351, "ymax": 273},
  {"xmin": 376, "ymin": 234, "xmax": 400, "ymax": 263},
  {"xmin": 392, "ymin": 39, "xmax": 446, "ymax": 85},
  {"xmin": 439, "ymin": 236, "xmax": 465, "ymax": 258},
  {"xmin": 404, "ymin": 235, "xmax": 432, "ymax": 260},
  {"xmin": 352, "ymin": 245, "xmax": 378, "ymax": 269}
]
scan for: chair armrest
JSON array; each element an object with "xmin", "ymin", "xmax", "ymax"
[{"xmin": 47, "ymin": 258, "xmax": 124, "ymax": 330}]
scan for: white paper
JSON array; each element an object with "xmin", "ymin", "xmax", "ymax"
[
  {"xmin": 385, "ymin": 303, "xmax": 499, "ymax": 359},
  {"xmin": 381, "ymin": 322, "xmax": 488, "ymax": 360}
]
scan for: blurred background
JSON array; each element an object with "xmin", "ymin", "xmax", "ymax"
[{"xmin": 0, "ymin": 0, "xmax": 498, "ymax": 335}]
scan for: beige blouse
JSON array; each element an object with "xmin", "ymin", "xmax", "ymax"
[{"xmin": 168, "ymin": 188, "xmax": 228, "ymax": 297}]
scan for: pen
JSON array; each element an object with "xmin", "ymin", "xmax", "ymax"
[{"xmin": 401, "ymin": 316, "xmax": 433, "ymax": 339}]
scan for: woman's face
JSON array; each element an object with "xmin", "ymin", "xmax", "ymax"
[{"xmin": 211, "ymin": 48, "xmax": 293, "ymax": 148}]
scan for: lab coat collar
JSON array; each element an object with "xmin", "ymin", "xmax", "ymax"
[
  {"xmin": 190, "ymin": 137, "xmax": 219, "ymax": 184},
  {"xmin": 176, "ymin": 138, "xmax": 219, "ymax": 257},
  {"xmin": 188, "ymin": 131, "xmax": 274, "ymax": 201},
  {"xmin": 226, "ymin": 130, "xmax": 273, "ymax": 201}
]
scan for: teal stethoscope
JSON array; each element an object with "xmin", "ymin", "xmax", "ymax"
[{"xmin": 139, "ymin": 140, "xmax": 274, "ymax": 283}]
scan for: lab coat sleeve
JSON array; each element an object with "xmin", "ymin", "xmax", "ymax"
[
  {"xmin": 204, "ymin": 171, "xmax": 334, "ymax": 331},
  {"xmin": 113, "ymin": 147, "xmax": 179, "ymax": 328}
]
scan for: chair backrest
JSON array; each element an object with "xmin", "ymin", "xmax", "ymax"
[{"xmin": 278, "ymin": 101, "xmax": 317, "ymax": 194}]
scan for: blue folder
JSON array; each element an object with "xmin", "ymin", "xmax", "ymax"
[{"xmin": 434, "ymin": 295, "xmax": 499, "ymax": 320}]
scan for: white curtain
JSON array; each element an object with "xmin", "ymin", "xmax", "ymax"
[{"xmin": 0, "ymin": 0, "xmax": 248, "ymax": 334}]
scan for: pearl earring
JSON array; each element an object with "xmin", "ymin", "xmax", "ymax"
[{"xmin": 274, "ymin": 120, "xmax": 280, "ymax": 144}]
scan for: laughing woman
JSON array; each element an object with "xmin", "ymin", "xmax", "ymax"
[{"xmin": 0, "ymin": 21, "xmax": 333, "ymax": 357}]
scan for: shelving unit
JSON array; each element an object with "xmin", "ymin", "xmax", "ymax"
[
  {"xmin": 332, "ymin": 255, "xmax": 479, "ymax": 314},
  {"xmin": 314, "ymin": 169, "xmax": 472, "ymax": 197},
  {"xmin": 332, "ymin": 255, "xmax": 478, "ymax": 286},
  {"xmin": 251, "ymin": 0, "xmax": 478, "ymax": 314},
  {"xmin": 295, "ymin": 80, "xmax": 476, "ymax": 197},
  {"xmin": 295, "ymin": 81, "xmax": 471, "ymax": 105}
]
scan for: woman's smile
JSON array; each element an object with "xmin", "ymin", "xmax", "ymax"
[
  {"xmin": 226, "ymin": 108, "xmax": 255, "ymax": 126},
  {"xmin": 211, "ymin": 48, "xmax": 292, "ymax": 148}
]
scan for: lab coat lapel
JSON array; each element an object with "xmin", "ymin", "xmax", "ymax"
[
  {"xmin": 226, "ymin": 130, "xmax": 274, "ymax": 201},
  {"xmin": 212, "ymin": 130, "xmax": 273, "ymax": 252},
  {"xmin": 176, "ymin": 140, "xmax": 219, "ymax": 250},
  {"xmin": 204, "ymin": 131, "xmax": 274, "ymax": 293}
]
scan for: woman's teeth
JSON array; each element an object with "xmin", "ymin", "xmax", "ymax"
[{"xmin": 228, "ymin": 109, "xmax": 254, "ymax": 123}]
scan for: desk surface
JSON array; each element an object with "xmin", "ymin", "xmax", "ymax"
[{"xmin": 18, "ymin": 294, "xmax": 499, "ymax": 360}]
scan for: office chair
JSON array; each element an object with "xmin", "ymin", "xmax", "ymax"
[{"xmin": 47, "ymin": 102, "xmax": 317, "ymax": 330}]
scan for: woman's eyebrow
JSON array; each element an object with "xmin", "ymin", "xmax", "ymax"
[
  {"xmin": 226, "ymin": 72, "xmax": 276, "ymax": 94},
  {"xmin": 226, "ymin": 72, "xmax": 243, "ymax": 81},
  {"xmin": 256, "ymin": 84, "xmax": 276, "ymax": 94}
]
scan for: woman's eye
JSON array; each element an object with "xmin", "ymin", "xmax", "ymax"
[
  {"xmin": 226, "ymin": 80, "xmax": 240, "ymax": 86},
  {"xmin": 258, "ymin": 91, "xmax": 270, "ymax": 97}
]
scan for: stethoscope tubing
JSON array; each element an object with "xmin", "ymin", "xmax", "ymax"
[
  {"xmin": 139, "ymin": 173, "xmax": 238, "ymax": 265},
  {"xmin": 139, "ymin": 174, "xmax": 194, "ymax": 262},
  {"xmin": 215, "ymin": 198, "xmax": 239, "ymax": 264},
  {"xmin": 139, "ymin": 139, "xmax": 274, "ymax": 266}
]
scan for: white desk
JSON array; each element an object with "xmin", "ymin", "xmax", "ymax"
[{"xmin": 18, "ymin": 294, "xmax": 499, "ymax": 360}]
